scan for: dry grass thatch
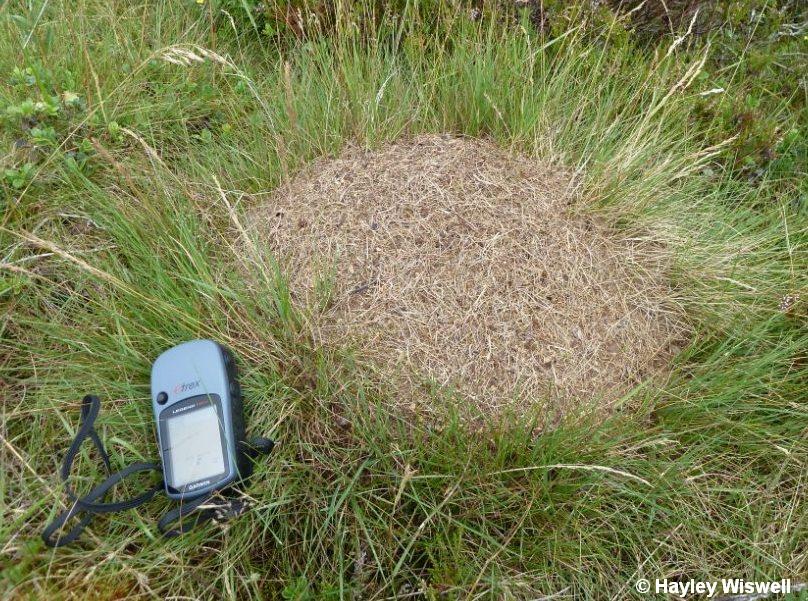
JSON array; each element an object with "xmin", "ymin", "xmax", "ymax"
[{"xmin": 245, "ymin": 134, "xmax": 688, "ymax": 415}]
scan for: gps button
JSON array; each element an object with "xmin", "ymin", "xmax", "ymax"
[{"xmin": 156, "ymin": 391, "xmax": 168, "ymax": 405}]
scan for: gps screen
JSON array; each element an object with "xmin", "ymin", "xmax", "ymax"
[{"xmin": 165, "ymin": 403, "xmax": 226, "ymax": 488}]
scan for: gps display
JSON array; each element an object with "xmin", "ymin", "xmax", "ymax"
[{"xmin": 164, "ymin": 402, "xmax": 226, "ymax": 488}]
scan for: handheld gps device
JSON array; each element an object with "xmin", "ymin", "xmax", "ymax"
[
  {"xmin": 151, "ymin": 339, "xmax": 248, "ymax": 499},
  {"xmin": 42, "ymin": 340, "xmax": 274, "ymax": 548}
]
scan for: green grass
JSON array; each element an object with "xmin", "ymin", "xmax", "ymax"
[{"xmin": 1, "ymin": 1, "xmax": 806, "ymax": 599}]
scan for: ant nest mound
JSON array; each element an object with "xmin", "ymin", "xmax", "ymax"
[{"xmin": 246, "ymin": 135, "xmax": 688, "ymax": 415}]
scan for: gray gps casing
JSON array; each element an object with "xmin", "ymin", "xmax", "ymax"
[{"xmin": 150, "ymin": 339, "xmax": 247, "ymax": 500}]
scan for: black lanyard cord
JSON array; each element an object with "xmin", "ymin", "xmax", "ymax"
[
  {"xmin": 42, "ymin": 395, "xmax": 273, "ymax": 548},
  {"xmin": 42, "ymin": 395, "xmax": 163, "ymax": 547}
]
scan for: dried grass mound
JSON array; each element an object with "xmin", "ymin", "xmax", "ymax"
[{"xmin": 246, "ymin": 135, "xmax": 687, "ymax": 415}]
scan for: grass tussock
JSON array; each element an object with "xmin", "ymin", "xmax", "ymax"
[{"xmin": 0, "ymin": 1, "xmax": 805, "ymax": 599}]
